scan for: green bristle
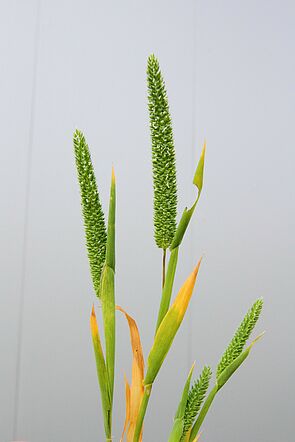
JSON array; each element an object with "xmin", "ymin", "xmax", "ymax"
[
  {"xmin": 73, "ymin": 129, "xmax": 107, "ymax": 297},
  {"xmin": 147, "ymin": 54, "xmax": 177, "ymax": 250}
]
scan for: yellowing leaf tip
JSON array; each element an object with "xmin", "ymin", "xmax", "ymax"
[
  {"xmin": 90, "ymin": 304, "xmax": 98, "ymax": 336},
  {"xmin": 193, "ymin": 257, "xmax": 203, "ymax": 278},
  {"xmin": 202, "ymin": 140, "xmax": 206, "ymax": 156}
]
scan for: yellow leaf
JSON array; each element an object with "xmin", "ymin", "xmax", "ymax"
[
  {"xmin": 117, "ymin": 306, "xmax": 144, "ymax": 442},
  {"xmin": 145, "ymin": 258, "xmax": 202, "ymax": 385},
  {"xmin": 172, "ymin": 258, "xmax": 202, "ymax": 318},
  {"xmin": 90, "ymin": 304, "xmax": 99, "ymax": 337},
  {"xmin": 120, "ymin": 375, "xmax": 130, "ymax": 442}
]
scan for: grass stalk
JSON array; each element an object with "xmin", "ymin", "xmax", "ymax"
[
  {"xmin": 133, "ymin": 384, "xmax": 152, "ymax": 442},
  {"xmin": 162, "ymin": 248, "xmax": 167, "ymax": 288}
]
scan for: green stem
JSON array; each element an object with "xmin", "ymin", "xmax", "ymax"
[
  {"xmin": 155, "ymin": 247, "xmax": 179, "ymax": 333},
  {"xmin": 162, "ymin": 248, "xmax": 167, "ymax": 288},
  {"xmin": 155, "ymin": 196, "xmax": 201, "ymax": 334},
  {"xmin": 133, "ymin": 384, "xmax": 152, "ymax": 442}
]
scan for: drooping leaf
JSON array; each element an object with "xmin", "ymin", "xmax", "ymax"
[{"xmin": 117, "ymin": 306, "xmax": 144, "ymax": 442}]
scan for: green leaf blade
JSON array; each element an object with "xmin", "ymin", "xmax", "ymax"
[
  {"xmin": 155, "ymin": 247, "xmax": 179, "ymax": 332},
  {"xmin": 168, "ymin": 363, "xmax": 195, "ymax": 442},
  {"xmin": 217, "ymin": 332, "xmax": 265, "ymax": 390},
  {"xmin": 90, "ymin": 306, "xmax": 112, "ymax": 439},
  {"xmin": 101, "ymin": 170, "xmax": 116, "ymax": 410},
  {"xmin": 170, "ymin": 142, "xmax": 206, "ymax": 251}
]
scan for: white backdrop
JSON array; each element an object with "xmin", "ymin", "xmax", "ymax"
[{"xmin": 0, "ymin": 1, "xmax": 294, "ymax": 441}]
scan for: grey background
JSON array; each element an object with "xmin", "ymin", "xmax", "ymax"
[{"xmin": 0, "ymin": 0, "xmax": 294, "ymax": 441}]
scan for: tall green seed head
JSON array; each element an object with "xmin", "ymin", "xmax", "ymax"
[
  {"xmin": 73, "ymin": 129, "xmax": 107, "ymax": 297},
  {"xmin": 147, "ymin": 54, "xmax": 177, "ymax": 250},
  {"xmin": 217, "ymin": 298, "xmax": 264, "ymax": 378}
]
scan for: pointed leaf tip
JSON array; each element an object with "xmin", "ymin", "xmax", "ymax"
[
  {"xmin": 202, "ymin": 139, "xmax": 206, "ymax": 154},
  {"xmin": 251, "ymin": 331, "xmax": 266, "ymax": 346},
  {"xmin": 193, "ymin": 141, "xmax": 206, "ymax": 192},
  {"xmin": 111, "ymin": 165, "xmax": 115, "ymax": 183},
  {"xmin": 193, "ymin": 257, "xmax": 203, "ymax": 277},
  {"xmin": 90, "ymin": 304, "xmax": 98, "ymax": 337}
]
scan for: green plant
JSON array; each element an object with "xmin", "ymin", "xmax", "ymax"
[{"xmin": 73, "ymin": 54, "xmax": 264, "ymax": 442}]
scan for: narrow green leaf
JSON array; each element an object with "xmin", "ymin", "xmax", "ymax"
[
  {"xmin": 100, "ymin": 169, "xmax": 116, "ymax": 425},
  {"xmin": 134, "ymin": 262, "xmax": 201, "ymax": 442},
  {"xmin": 217, "ymin": 332, "xmax": 265, "ymax": 390},
  {"xmin": 155, "ymin": 247, "xmax": 179, "ymax": 332},
  {"xmin": 90, "ymin": 306, "xmax": 111, "ymax": 439},
  {"xmin": 170, "ymin": 143, "xmax": 206, "ymax": 251},
  {"xmin": 155, "ymin": 143, "xmax": 206, "ymax": 333},
  {"xmin": 145, "ymin": 261, "xmax": 201, "ymax": 386},
  {"xmin": 73, "ymin": 129, "xmax": 107, "ymax": 297},
  {"xmin": 189, "ymin": 301, "xmax": 264, "ymax": 442},
  {"xmin": 168, "ymin": 363, "xmax": 195, "ymax": 442},
  {"xmin": 193, "ymin": 141, "xmax": 206, "ymax": 192},
  {"xmin": 133, "ymin": 384, "xmax": 152, "ymax": 442},
  {"xmin": 147, "ymin": 54, "xmax": 177, "ymax": 250}
]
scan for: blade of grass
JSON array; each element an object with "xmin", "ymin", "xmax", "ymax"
[
  {"xmin": 155, "ymin": 247, "xmax": 178, "ymax": 333},
  {"xmin": 168, "ymin": 363, "xmax": 195, "ymax": 442},
  {"xmin": 134, "ymin": 260, "xmax": 202, "ymax": 441},
  {"xmin": 133, "ymin": 385, "xmax": 152, "ymax": 442},
  {"xmin": 90, "ymin": 306, "xmax": 111, "ymax": 439},
  {"xmin": 189, "ymin": 333, "xmax": 264, "ymax": 442},
  {"xmin": 155, "ymin": 143, "xmax": 206, "ymax": 332},
  {"xmin": 100, "ymin": 167, "xmax": 116, "ymax": 430},
  {"xmin": 146, "ymin": 259, "xmax": 201, "ymax": 385}
]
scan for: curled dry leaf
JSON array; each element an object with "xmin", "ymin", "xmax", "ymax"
[{"xmin": 117, "ymin": 306, "xmax": 145, "ymax": 442}]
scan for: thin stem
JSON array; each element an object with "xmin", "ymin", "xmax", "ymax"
[
  {"xmin": 155, "ymin": 247, "xmax": 179, "ymax": 333},
  {"xmin": 133, "ymin": 384, "xmax": 152, "ymax": 442},
  {"xmin": 162, "ymin": 248, "xmax": 167, "ymax": 288}
]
